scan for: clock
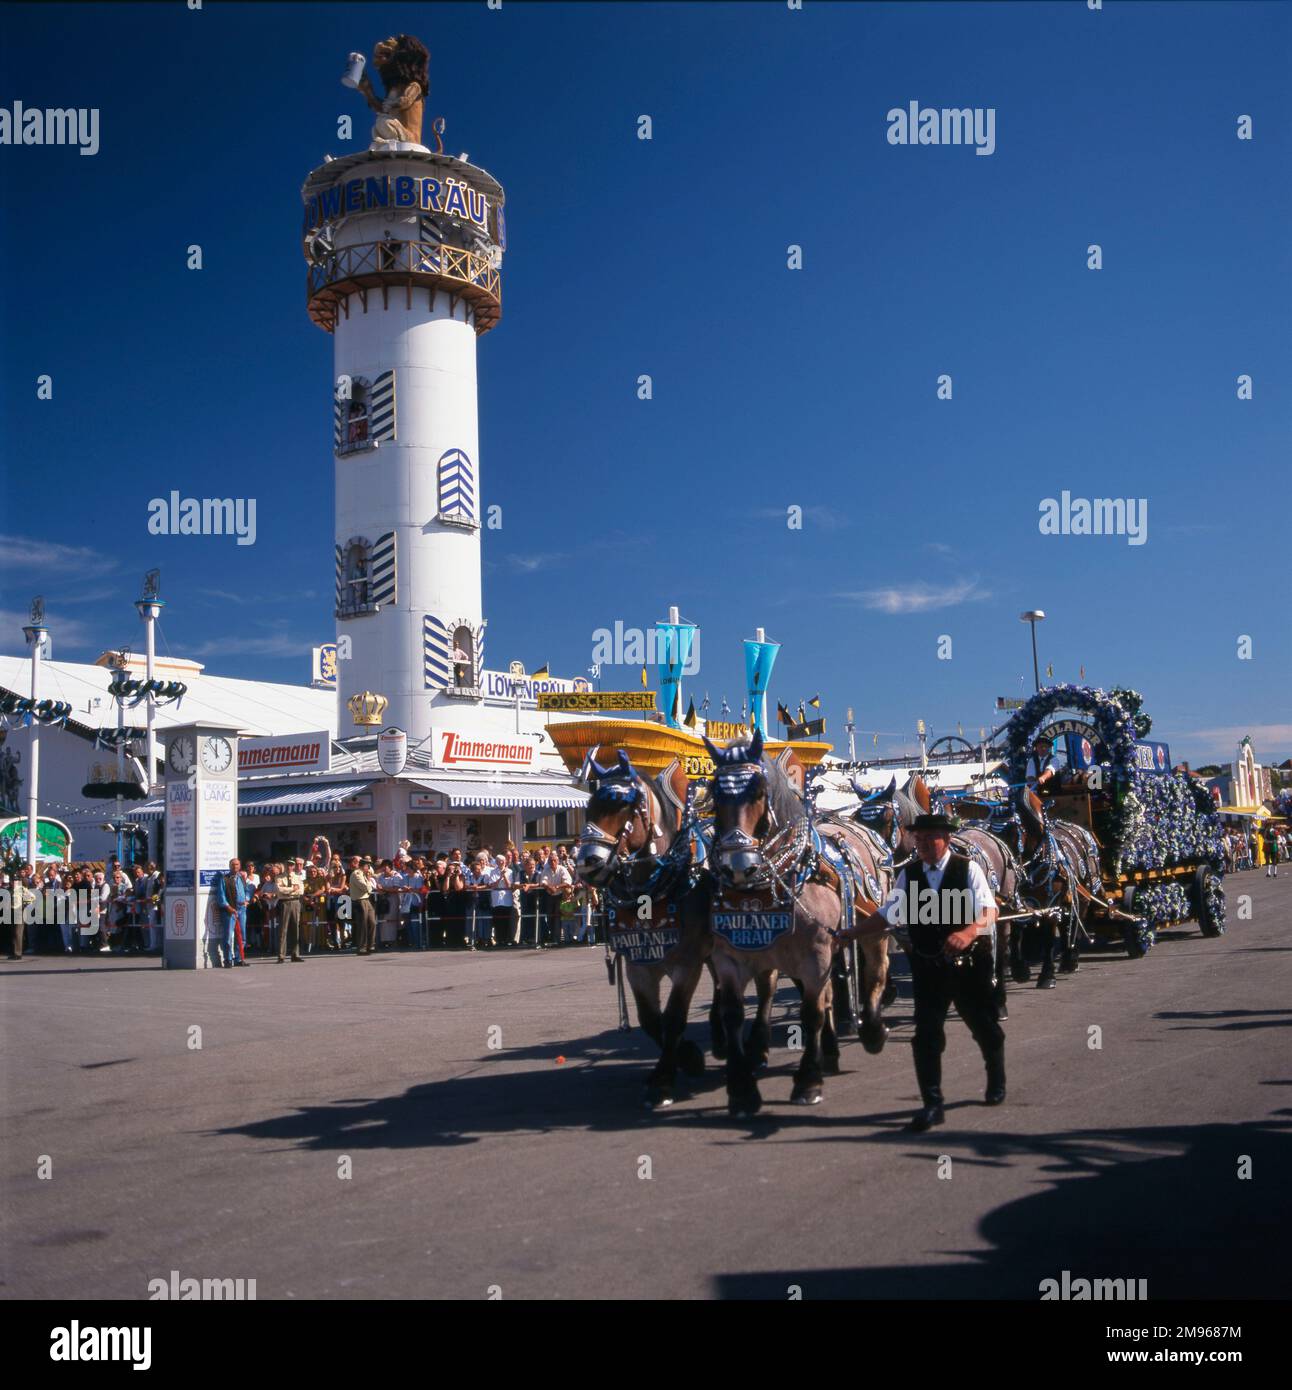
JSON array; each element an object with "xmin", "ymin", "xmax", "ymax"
[
  {"xmin": 201, "ymin": 736, "xmax": 233, "ymax": 774},
  {"xmin": 168, "ymin": 736, "xmax": 195, "ymax": 775}
]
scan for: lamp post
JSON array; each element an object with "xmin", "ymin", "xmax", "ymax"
[
  {"xmin": 1020, "ymin": 610, "xmax": 1046, "ymax": 692},
  {"xmin": 134, "ymin": 569, "xmax": 163, "ymax": 793},
  {"xmin": 21, "ymin": 598, "xmax": 47, "ymax": 866}
]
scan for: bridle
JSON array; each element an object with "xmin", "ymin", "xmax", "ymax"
[
  {"xmin": 578, "ymin": 774, "xmax": 700, "ymax": 910},
  {"xmin": 711, "ymin": 761, "xmax": 816, "ymax": 905}
]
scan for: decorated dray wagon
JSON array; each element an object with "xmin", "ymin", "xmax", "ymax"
[{"xmin": 1002, "ymin": 685, "xmax": 1226, "ymax": 957}]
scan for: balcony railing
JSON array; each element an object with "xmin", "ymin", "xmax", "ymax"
[{"xmin": 307, "ymin": 239, "xmax": 501, "ymax": 335}]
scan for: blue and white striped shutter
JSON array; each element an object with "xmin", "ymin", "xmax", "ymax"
[
  {"xmin": 369, "ymin": 531, "xmax": 396, "ymax": 607},
  {"xmin": 437, "ymin": 448, "xmax": 476, "ymax": 524},
  {"xmin": 333, "ymin": 398, "xmax": 344, "ymax": 450},
  {"xmin": 423, "ymin": 615, "xmax": 449, "ymax": 688},
  {"xmin": 369, "ymin": 370, "xmax": 396, "ymax": 443},
  {"xmin": 417, "ymin": 217, "xmax": 443, "ymax": 272},
  {"xmin": 334, "ymin": 544, "xmax": 344, "ymax": 616},
  {"xmin": 475, "ymin": 623, "xmax": 486, "ymax": 686}
]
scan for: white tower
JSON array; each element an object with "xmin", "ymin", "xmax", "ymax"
[{"xmin": 302, "ymin": 133, "xmax": 505, "ymax": 744}]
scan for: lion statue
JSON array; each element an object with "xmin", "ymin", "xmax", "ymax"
[{"xmin": 357, "ymin": 34, "xmax": 429, "ymax": 146}]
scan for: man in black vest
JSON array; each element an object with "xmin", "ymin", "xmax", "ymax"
[{"xmin": 882, "ymin": 812, "xmax": 1004, "ymax": 1132}]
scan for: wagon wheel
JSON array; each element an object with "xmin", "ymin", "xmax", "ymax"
[
  {"xmin": 928, "ymin": 735, "xmax": 977, "ymax": 760},
  {"xmin": 1120, "ymin": 885, "xmax": 1154, "ymax": 959},
  {"xmin": 1194, "ymin": 865, "xmax": 1225, "ymax": 938}
]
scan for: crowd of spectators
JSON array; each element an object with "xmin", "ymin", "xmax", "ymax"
[
  {"xmin": 2, "ymin": 859, "xmax": 162, "ymax": 960},
  {"xmin": 206, "ymin": 836, "xmax": 602, "ymax": 966},
  {"xmin": 2, "ymin": 835, "xmax": 605, "ymax": 964},
  {"xmin": 1222, "ymin": 825, "xmax": 1288, "ymax": 875}
]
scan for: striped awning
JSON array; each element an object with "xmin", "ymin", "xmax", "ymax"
[
  {"xmin": 413, "ymin": 778, "xmax": 585, "ymax": 811},
  {"xmin": 238, "ymin": 782, "xmax": 375, "ymax": 817},
  {"xmin": 127, "ymin": 782, "xmax": 374, "ymax": 822}
]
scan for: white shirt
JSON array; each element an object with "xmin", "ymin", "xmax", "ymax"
[
  {"xmin": 881, "ymin": 850, "xmax": 995, "ymax": 927},
  {"xmin": 488, "ymin": 865, "xmax": 514, "ymax": 908},
  {"xmin": 377, "ymin": 871, "xmax": 406, "ymax": 905},
  {"xmin": 537, "ymin": 862, "xmax": 572, "ymax": 893},
  {"xmin": 400, "ymin": 871, "xmax": 424, "ymax": 914}
]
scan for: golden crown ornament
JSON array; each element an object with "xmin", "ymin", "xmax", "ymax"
[{"xmin": 348, "ymin": 691, "xmax": 389, "ymax": 727}]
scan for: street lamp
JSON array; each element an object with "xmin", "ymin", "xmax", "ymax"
[{"xmin": 1020, "ymin": 610, "xmax": 1046, "ymax": 692}]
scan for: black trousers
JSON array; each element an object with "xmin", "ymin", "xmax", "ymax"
[{"xmin": 908, "ymin": 940, "xmax": 1004, "ymax": 1096}]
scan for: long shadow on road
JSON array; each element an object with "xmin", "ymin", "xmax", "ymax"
[{"xmin": 713, "ymin": 1109, "xmax": 1292, "ymax": 1300}]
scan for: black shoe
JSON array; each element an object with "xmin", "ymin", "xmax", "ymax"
[
  {"xmin": 985, "ymin": 1049, "xmax": 1006, "ymax": 1105},
  {"xmin": 907, "ymin": 1104, "xmax": 945, "ymax": 1133},
  {"xmin": 223, "ymin": 960, "xmax": 233, "ymax": 968}
]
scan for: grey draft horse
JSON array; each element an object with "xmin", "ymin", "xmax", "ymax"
[
  {"xmin": 704, "ymin": 731, "xmax": 892, "ymax": 1117},
  {"xmin": 574, "ymin": 749, "xmax": 777, "ymax": 1109}
]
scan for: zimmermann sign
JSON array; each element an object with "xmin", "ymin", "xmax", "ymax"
[{"xmin": 432, "ymin": 730, "xmax": 537, "ymax": 771}]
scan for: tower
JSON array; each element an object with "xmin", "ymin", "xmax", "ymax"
[{"xmin": 301, "ymin": 59, "xmax": 505, "ymax": 744}]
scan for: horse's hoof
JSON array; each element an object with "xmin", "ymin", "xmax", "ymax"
[
  {"xmin": 645, "ymin": 1087, "xmax": 674, "ymax": 1110},
  {"xmin": 676, "ymin": 1039, "xmax": 705, "ymax": 1078},
  {"xmin": 710, "ymin": 1039, "xmax": 729, "ymax": 1062},
  {"xmin": 791, "ymin": 1084, "xmax": 824, "ymax": 1106},
  {"xmin": 1059, "ymin": 960, "xmax": 1079, "ymax": 975},
  {"xmin": 823, "ymin": 1054, "xmax": 841, "ymax": 1076},
  {"xmin": 881, "ymin": 981, "xmax": 899, "ymax": 1007},
  {"xmin": 728, "ymin": 1094, "xmax": 762, "ymax": 1119},
  {"xmin": 1037, "ymin": 975, "xmax": 1056, "ymax": 990},
  {"xmin": 750, "ymin": 1052, "xmax": 770, "ymax": 1073},
  {"xmin": 999, "ymin": 1006, "xmax": 1009, "ymax": 1021},
  {"xmin": 1011, "ymin": 965, "xmax": 1030, "ymax": 984},
  {"xmin": 859, "ymin": 1022, "xmax": 889, "ymax": 1055}
]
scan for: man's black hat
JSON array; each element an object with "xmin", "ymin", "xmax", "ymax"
[{"xmin": 911, "ymin": 812, "xmax": 961, "ymax": 833}]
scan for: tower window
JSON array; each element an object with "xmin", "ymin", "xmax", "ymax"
[
  {"xmin": 451, "ymin": 626, "xmax": 474, "ymax": 687},
  {"xmin": 340, "ymin": 540, "xmax": 374, "ymax": 617}
]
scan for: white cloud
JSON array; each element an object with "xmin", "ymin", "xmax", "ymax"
[
  {"xmin": 753, "ymin": 506, "xmax": 848, "ymax": 531},
  {"xmin": 832, "ymin": 579, "xmax": 991, "ymax": 614},
  {"xmin": 0, "ymin": 534, "xmax": 119, "ymax": 579},
  {"xmin": 0, "ymin": 609, "xmax": 99, "ymax": 651},
  {"xmin": 1177, "ymin": 724, "xmax": 1292, "ymax": 760},
  {"xmin": 187, "ymin": 629, "xmax": 306, "ymax": 659},
  {"xmin": 506, "ymin": 553, "xmax": 566, "ymax": 573}
]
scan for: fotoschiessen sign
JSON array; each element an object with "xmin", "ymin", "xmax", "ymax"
[{"xmin": 537, "ymin": 691, "xmax": 656, "ymax": 713}]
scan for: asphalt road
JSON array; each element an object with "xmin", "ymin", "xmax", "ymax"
[{"xmin": 3, "ymin": 873, "xmax": 1289, "ymax": 1301}]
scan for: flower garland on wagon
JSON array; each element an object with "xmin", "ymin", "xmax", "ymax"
[{"xmin": 1006, "ymin": 684, "xmax": 1225, "ymax": 928}]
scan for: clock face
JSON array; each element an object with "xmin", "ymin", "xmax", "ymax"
[
  {"xmin": 168, "ymin": 736, "xmax": 195, "ymax": 774},
  {"xmin": 201, "ymin": 737, "xmax": 233, "ymax": 774}
]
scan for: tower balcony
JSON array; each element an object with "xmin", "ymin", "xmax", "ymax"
[{"xmin": 307, "ymin": 238, "xmax": 501, "ymax": 335}]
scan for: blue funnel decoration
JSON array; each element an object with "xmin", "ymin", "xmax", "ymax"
[
  {"xmin": 655, "ymin": 621, "xmax": 696, "ymax": 729},
  {"xmin": 743, "ymin": 635, "xmax": 780, "ymax": 737}
]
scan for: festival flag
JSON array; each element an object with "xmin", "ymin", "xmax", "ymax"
[
  {"xmin": 701, "ymin": 692, "xmax": 710, "ymax": 713},
  {"xmin": 776, "ymin": 701, "xmax": 794, "ymax": 726},
  {"xmin": 720, "ymin": 697, "xmax": 731, "ymax": 716},
  {"xmin": 1079, "ymin": 665, "xmax": 1085, "ymax": 682},
  {"xmin": 873, "ymin": 732, "xmax": 879, "ymax": 747},
  {"xmin": 1046, "ymin": 663, "xmax": 1054, "ymax": 679},
  {"xmin": 640, "ymin": 665, "xmax": 648, "ymax": 689},
  {"xmin": 530, "ymin": 663, "xmax": 549, "ymax": 680},
  {"xmin": 797, "ymin": 701, "xmax": 807, "ymax": 724},
  {"xmin": 808, "ymin": 695, "xmax": 821, "ymax": 710},
  {"xmin": 957, "ymin": 722, "xmax": 963, "ymax": 737},
  {"xmin": 683, "ymin": 698, "xmax": 697, "ymax": 729}
]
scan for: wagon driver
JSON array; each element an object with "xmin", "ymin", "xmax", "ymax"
[{"xmin": 1028, "ymin": 733, "xmax": 1060, "ymax": 792}]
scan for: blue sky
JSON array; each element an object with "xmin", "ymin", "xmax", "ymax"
[{"xmin": 1, "ymin": 1, "xmax": 1288, "ymax": 766}]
